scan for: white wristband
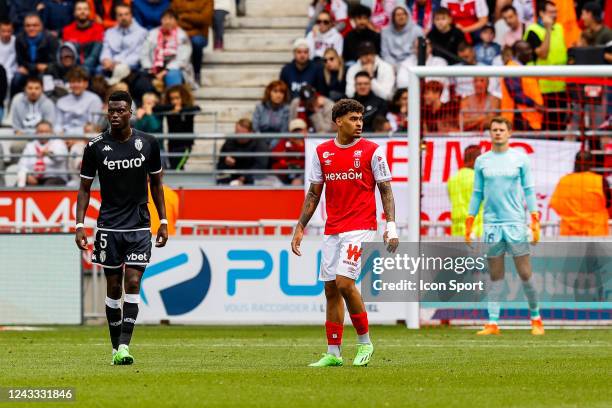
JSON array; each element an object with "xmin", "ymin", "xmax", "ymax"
[
  {"xmin": 75, "ymin": 223, "xmax": 85, "ymax": 229},
  {"xmin": 385, "ymin": 221, "xmax": 398, "ymax": 239},
  {"xmin": 160, "ymin": 219, "xmax": 168, "ymax": 225}
]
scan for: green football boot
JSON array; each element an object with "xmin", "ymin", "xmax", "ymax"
[
  {"xmin": 353, "ymin": 343, "xmax": 374, "ymax": 366},
  {"xmin": 308, "ymin": 353, "xmax": 343, "ymax": 367},
  {"xmin": 113, "ymin": 345, "xmax": 134, "ymax": 365}
]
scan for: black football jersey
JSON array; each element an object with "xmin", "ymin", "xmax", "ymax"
[{"xmin": 80, "ymin": 129, "xmax": 162, "ymax": 230}]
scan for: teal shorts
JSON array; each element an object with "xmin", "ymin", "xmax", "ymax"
[{"xmin": 483, "ymin": 224, "xmax": 530, "ymax": 258}]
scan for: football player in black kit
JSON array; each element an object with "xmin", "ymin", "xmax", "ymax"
[{"xmin": 75, "ymin": 91, "xmax": 168, "ymax": 365}]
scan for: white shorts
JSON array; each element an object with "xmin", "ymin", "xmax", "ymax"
[{"xmin": 319, "ymin": 229, "xmax": 377, "ymax": 281}]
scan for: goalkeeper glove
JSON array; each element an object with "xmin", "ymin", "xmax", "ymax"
[
  {"xmin": 465, "ymin": 215, "xmax": 475, "ymax": 244},
  {"xmin": 530, "ymin": 212, "xmax": 540, "ymax": 244}
]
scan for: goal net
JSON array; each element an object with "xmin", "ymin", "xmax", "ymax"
[{"xmin": 404, "ymin": 65, "xmax": 612, "ymax": 328}]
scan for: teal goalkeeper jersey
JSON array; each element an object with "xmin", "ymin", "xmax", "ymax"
[{"xmin": 469, "ymin": 148, "xmax": 537, "ymax": 225}]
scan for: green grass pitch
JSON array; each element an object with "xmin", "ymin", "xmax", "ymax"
[{"xmin": 1, "ymin": 325, "xmax": 611, "ymax": 408}]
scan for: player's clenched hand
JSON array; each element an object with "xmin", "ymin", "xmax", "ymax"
[
  {"xmin": 156, "ymin": 224, "xmax": 169, "ymax": 247},
  {"xmin": 384, "ymin": 222, "xmax": 399, "ymax": 253},
  {"xmin": 75, "ymin": 228, "xmax": 88, "ymax": 250},
  {"xmin": 291, "ymin": 224, "xmax": 304, "ymax": 256},
  {"xmin": 465, "ymin": 215, "xmax": 475, "ymax": 247},
  {"xmin": 530, "ymin": 212, "xmax": 540, "ymax": 245}
]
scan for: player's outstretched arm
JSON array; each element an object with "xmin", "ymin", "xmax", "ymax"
[
  {"xmin": 149, "ymin": 173, "xmax": 168, "ymax": 248},
  {"xmin": 291, "ymin": 183, "xmax": 323, "ymax": 256},
  {"xmin": 377, "ymin": 181, "xmax": 399, "ymax": 253},
  {"xmin": 75, "ymin": 177, "xmax": 93, "ymax": 250}
]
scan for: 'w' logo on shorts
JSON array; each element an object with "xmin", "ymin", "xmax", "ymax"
[{"xmin": 346, "ymin": 244, "xmax": 363, "ymax": 262}]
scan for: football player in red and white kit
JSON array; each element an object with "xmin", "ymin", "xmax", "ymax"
[{"xmin": 291, "ymin": 99, "xmax": 399, "ymax": 367}]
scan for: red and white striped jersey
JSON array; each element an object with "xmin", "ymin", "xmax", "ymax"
[{"xmin": 309, "ymin": 137, "xmax": 392, "ymax": 235}]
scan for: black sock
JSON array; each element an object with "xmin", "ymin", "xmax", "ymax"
[
  {"xmin": 118, "ymin": 298, "xmax": 139, "ymax": 347},
  {"xmin": 104, "ymin": 297, "xmax": 122, "ymax": 350}
]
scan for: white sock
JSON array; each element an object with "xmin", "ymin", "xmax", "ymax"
[
  {"xmin": 358, "ymin": 332, "xmax": 371, "ymax": 344},
  {"xmin": 327, "ymin": 345, "xmax": 341, "ymax": 357}
]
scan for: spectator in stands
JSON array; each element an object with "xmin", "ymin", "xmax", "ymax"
[
  {"xmin": 474, "ymin": 23, "xmax": 500, "ymax": 65},
  {"xmin": 216, "ymin": 118, "xmax": 269, "ymax": 186},
  {"xmin": 453, "ymin": 41, "xmax": 479, "ymax": 98},
  {"xmin": 397, "ymin": 38, "xmax": 449, "ymax": 102},
  {"xmin": 213, "ymin": 0, "xmax": 234, "ymax": 50},
  {"xmin": 381, "ymin": 5, "xmax": 424, "ymax": 66},
  {"xmin": 87, "ymin": 0, "xmax": 131, "ymax": 31},
  {"xmin": 361, "ymin": 0, "xmax": 395, "ymax": 32},
  {"xmin": 289, "ymin": 84, "xmax": 334, "ymax": 133},
  {"xmin": 271, "ymin": 118, "xmax": 306, "ymax": 186},
  {"xmin": 306, "ymin": 10, "xmax": 343, "ymax": 61},
  {"xmin": 447, "ymin": 144, "xmax": 483, "ymax": 238},
  {"xmin": 315, "ymin": 48, "xmax": 345, "ymax": 101},
  {"xmin": 427, "ymin": 7, "xmax": 465, "ymax": 64},
  {"xmin": 135, "ymin": 92, "xmax": 162, "ymax": 134},
  {"xmin": 8, "ymin": 0, "xmax": 39, "ymax": 32},
  {"xmin": 11, "ymin": 76, "xmax": 56, "ymax": 135},
  {"xmin": 170, "ymin": 0, "xmax": 213, "ymax": 86},
  {"xmin": 460, "ymin": 77, "xmax": 500, "ymax": 131},
  {"xmin": 252, "ymin": 79, "xmax": 290, "ymax": 135},
  {"xmin": 422, "ymin": 80, "xmax": 458, "ymax": 132},
  {"xmin": 550, "ymin": 150, "xmax": 611, "ymax": 236},
  {"xmin": 524, "ymin": 0, "xmax": 568, "ymax": 131},
  {"xmin": 580, "ymin": 2, "xmax": 612, "ymax": 46},
  {"xmin": 280, "ymin": 39, "xmax": 321, "ymax": 99},
  {"xmin": 500, "ymin": 5, "xmax": 524, "ymax": 48},
  {"xmin": 12, "ymin": 13, "xmax": 58, "ymax": 97},
  {"xmin": 0, "ymin": 20, "xmax": 16, "ymax": 98},
  {"xmin": 501, "ymin": 40, "xmax": 544, "ymax": 131},
  {"xmin": 386, "ymin": 88, "xmax": 407, "ymax": 132},
  {"xmin": 62, "ymin": 0, "xmax": 104, "ymax": 75},
  {"xmin": 99, "ymin": 3, "xmax": 146, "ymax": 75},
  {"xmin": 441, "ymin": 0, "xmax": 488, "ymax": 43},
  {"xmin": 154, "ymin": 84, "xmax": 201, "ymax": 170},
  {"xmin": 132, "ymin": 0, "xmax": 170, "ymax": 30},
  {"xmin": 17, "ymin": 120, "xmax": 68, "ymax": 186},
  {"xmin": 44, "ymin": 42, "xmax": 79, "ymax": 99},
  {"xmin": 38, "ymin": 0, "xmax": 75, "ymax": 36},
  {"xmin": 342, "ymin": 5, "xmax": 381, "ymax": 65},
  {"xmin": 352, "ymin": 71, "xmax": 387, "ymax": 132},
  {"xmin": 140, "ymin": 9, "xmax": 193, "ymax": 89},
  {"xmin": 372, "ymin": 115, "xmax": 392, "ymax": 132},
  {"xmin": 55, "ymin": 66, "xmax": 103, "ymax": 135},
  {"xmin": 307, "ymin": 0, "xmax": 349, "ymax": 35},
  {"xmin": 346, "ymin": 41, "xmax": 394, "ymax": 100},
  {"xmin": 407, "ymin": 0, "xmax": 436, "ymax": 34}
]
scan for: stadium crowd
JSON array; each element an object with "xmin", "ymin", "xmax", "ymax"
[{"xmin": 0, "ymin": 0, "xmax": 610, "ymax": 188}]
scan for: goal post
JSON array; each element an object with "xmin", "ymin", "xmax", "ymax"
[{"xmin": 405, "ymin": 65, "xmax": 612, "ymax": 329}]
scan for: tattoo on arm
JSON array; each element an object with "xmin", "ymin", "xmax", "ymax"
[
  {"xmin": 298, "ymin": 184, "xmax": 323, "ymax": 228},
  {"xmin": 377, "ymin": 181, "xmax": 395, "ymax": 223}
]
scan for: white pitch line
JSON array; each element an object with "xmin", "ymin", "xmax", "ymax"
[{"xmin": 64, "ymin": 342, "xmax": 612, "ymax": 348}]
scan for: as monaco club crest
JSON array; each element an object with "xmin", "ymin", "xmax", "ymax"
[{"xmin": 135, "ymin": 138, "xmax": 143, "ymax": 151}]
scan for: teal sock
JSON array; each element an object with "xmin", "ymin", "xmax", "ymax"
[
  {"xmin": 488, "ymin": 280, "xmax": 504, "ymax": 325},
  {"xmin": 522, "ymin": 279, "xmax": 540, "ymax": 319}
]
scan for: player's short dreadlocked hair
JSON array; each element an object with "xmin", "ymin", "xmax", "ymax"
[
  {"xmin": 108, "ymin": 91, "xmax": 133, "ymax": 108},
  {"xmin": 332, "ymin": 99, "xmax": 364, "ymax": 122}
]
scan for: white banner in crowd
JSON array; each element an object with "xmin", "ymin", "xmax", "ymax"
[
  {"xmin": 305, "ymin": 137, "xmax": 581, "ymax": 232},
  {"xmin": 139, "ymin": 237, "xmax": 405, "ymax": 324}
]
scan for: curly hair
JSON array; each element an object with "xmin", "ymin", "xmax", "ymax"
[
  {"xmin": 163, "ymin": 85, "xmax": 194, "ymax": 107},
  {"xmin": 332, "ymin": 99, "xmax": 364, "ymax": 122}
]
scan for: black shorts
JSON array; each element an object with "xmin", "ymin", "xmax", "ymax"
[{"xmin": 92, "ymin": 229, "xmax": 152, "ymax": 269}]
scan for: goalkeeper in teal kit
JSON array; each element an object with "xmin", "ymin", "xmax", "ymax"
[{"xmin": 465, "ymin": 117, "xmax": 544, "ymax": 336}]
